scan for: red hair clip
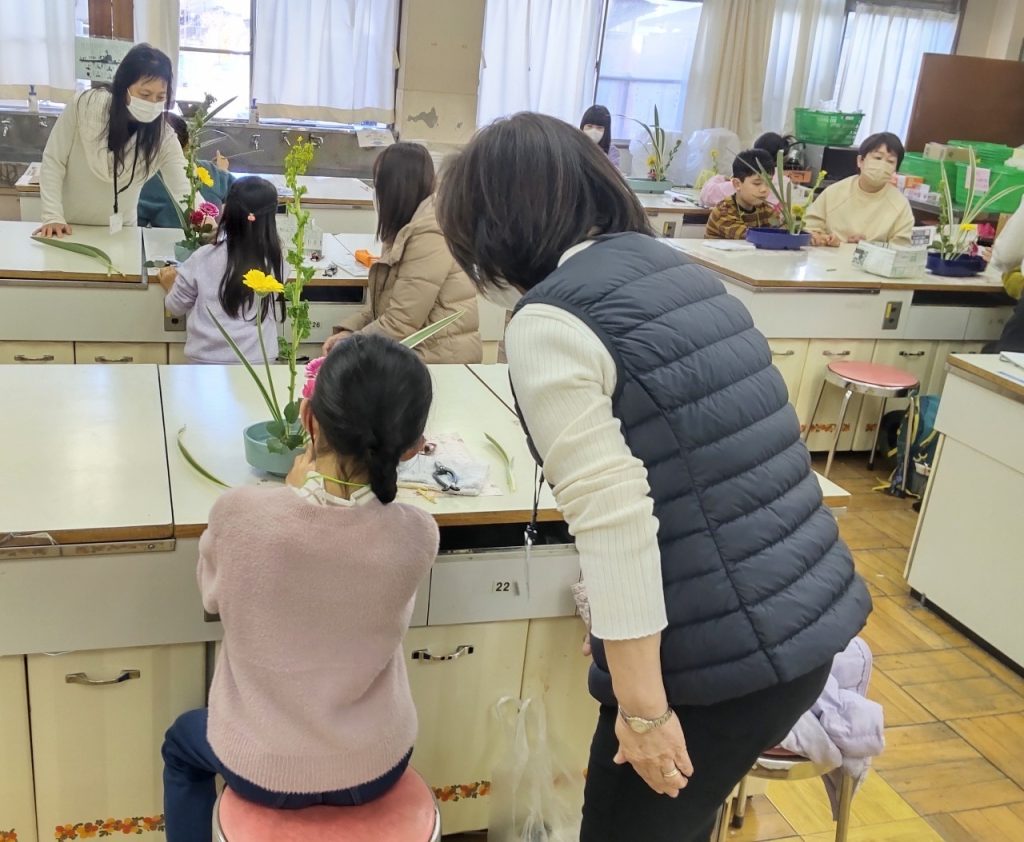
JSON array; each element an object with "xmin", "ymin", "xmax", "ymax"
[{"xmin": 247, "ymin": 212, "xmax": 256, "ymax": 222}]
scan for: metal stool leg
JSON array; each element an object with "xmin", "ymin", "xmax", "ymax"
[
  {"xmin": 731, "ymin": 775, "xmax": 749, "ymax": 828},
  {"xmin": 804, "ymin": 381, "xmax": 827, "ymax": 443},
  {"xmin": 867, "ymin": 397, "xmax": 887, "ymax": 470},
  {"xmin": 712, "ymin": 800, "xmax": 731, "ymax": 842},
  {"xmin": 824, "ymin": 387, "xmax": 854, "ymax": 478},
  {"xmin": 834, "ymin": 773, "xmax": 854, "ymax": 842},
  {"xmin": 897, "ymin": 394, "xmax": 917, "ymax": 497}
]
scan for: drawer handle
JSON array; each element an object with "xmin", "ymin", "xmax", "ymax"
[
  {"xmin": 899, "ymin": 351, "xmax": 926, "ymax": 358},
  {"xmin": 65, "ymin": 669, "xmax": 141, "ymax": 686},
  {"xmin": 14, "ymin": 354, "xmax": 55, "ymax": 362},
  {"xmin": 412, "ymin": 645, "xmax": 474, "ymax": 663},
  {"xmin": 771, "ymin": 350, "xmax": 796, "ymax": 357},
  {"xmin": 94, "ymin": 355, "xmax": 134, "ymax": 364},
  {"xmin": 822, "ymin": 351, "xmax": 851, "ymax": 357}
]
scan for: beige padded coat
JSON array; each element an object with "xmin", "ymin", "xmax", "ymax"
[{"xmin": 337, "ymin": 197, "xmax": 481, "ymax": 363}]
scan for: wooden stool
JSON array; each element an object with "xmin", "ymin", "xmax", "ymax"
[
  {"xmin": 715, "ymin": 748, "xmax": 854, "ymax": 842},
  {"xmin": 213, "ymin": 768, "xmax": 441, "ymax": 842},
  {"xmin": 804, "ymin": 360, "xmax": 919, "ymax": 488}
]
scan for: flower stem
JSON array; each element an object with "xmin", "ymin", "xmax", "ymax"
[{"xmin": 256, "ymin": 303, "xmax": 282, "ymax": 425}]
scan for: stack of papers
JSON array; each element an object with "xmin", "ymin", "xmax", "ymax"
[
  {"xmin": 999, "ymin": 352, "xmax": 1024, "ymax": 370},
  {"xmin": 702, "ymin": 240, "xmax": 756, "ymax": 252}
]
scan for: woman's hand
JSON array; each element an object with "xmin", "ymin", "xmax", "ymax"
[
  {"xmin": 157, "ymin": 266, "xmax": 178, "ymax": 292},
  {"xmin": 322, "ymin": 330, "xmax": 352, "ymax": 356},
  {"xmin": 33, "ymin": 222, "xmax": 72, "ymax": 238},
  {"xmin": 613, "ymin": 711, "xmax": 694, "ymax": 797},
  {"xmin": 811, "ymin": 231, "xmax": 841, "ymax": 248},
  {"xmin": 846, "ymin": 234, "xmax": 865, "ymax": 244},
  {"xmin": 286, "ymin": 444, "xmax": 316, "ymax": 488},
  {"xmin": 213, "ymin": 150, "xmax": 230, "ymax": 172}
]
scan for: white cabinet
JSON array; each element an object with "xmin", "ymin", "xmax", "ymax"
[
  {"xmin": 167, "ymin": 344, "xmax": 188, "ymax": 365},
  {"xmin": 0, "ymin": 656, "xmax": 36, "ymax": 842},
  {"xmin": 28, "ymin": 645, "xmax": 205, "ymax": 842},
  {"xmin": 75, "ymin": 342, "xmax": 168, "ymax": 365},
  {"xmin": 851, "ymin": 340, "xmax": 937, "ymax": 452},
  {"xmin": 925, "ymin": 341, "xmax": 986, "ymax": 395},
  {"xmin": 766, "ymin": 339, "xmax": 809, "ymax": 406},
  {"xmin": 406, "ymin": 621, "xmax": 529, "ymax": 835},
  {"xmin": 794, "ymin": 339, "xmax": 876, "ymax": 452},
  {"xmin": 0, "ymin": 341, "xmax": 74, "ymax": 365}
]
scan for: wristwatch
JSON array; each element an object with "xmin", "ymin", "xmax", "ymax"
[{"xmin": 618, "ymin": 705, "xmax": 674, "ymax": 734}]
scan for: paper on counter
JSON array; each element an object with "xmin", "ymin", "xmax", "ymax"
[
  {"xmin": 1000, "ymin": 351, "xmax": 1024, "ymax": 371},
  {"xmin": 701, "ymin": 240, "xmax": 757, "ymax": 252}
]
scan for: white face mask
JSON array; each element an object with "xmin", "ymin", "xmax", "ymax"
[
  {"xmin": 127, "ymin": 95, "xmax": 165, "ymax": 124},
  {"xmin": 482, "ymin": 282, "xmax": 523, "ymax": 310},
  {"xmin": 861, "ymin": 158, "xmax": 896, "ymax": 189},
  {"xmin": 583, "ymin": 126, "xmax": 605, "ymax": 144}
]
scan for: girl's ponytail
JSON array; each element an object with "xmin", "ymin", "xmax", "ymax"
[{"xmin": 367, "ymin": 446, "xmax": 401, "ymax": 504}]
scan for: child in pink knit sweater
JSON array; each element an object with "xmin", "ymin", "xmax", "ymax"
[{"xmin": 161, "ymin": 334, "xmax": 439, "ymax": 842}]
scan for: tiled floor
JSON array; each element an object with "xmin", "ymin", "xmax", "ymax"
[{"xmin": 444, "ymin": 456, "xmax": 1024, "ymax": 840}]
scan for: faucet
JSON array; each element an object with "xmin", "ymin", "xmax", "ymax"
[
  {"xmin": 38, "ymin": 116, "xmax": 48, "ymax": 128},
  {"xmin": 250, "ymin": 133, "xmax": 261, "ymax": 151},
  {"xmin": 1, "ymin": 119, "xmax": 10, "ymax": 138},
  {"xmin": 309, "ymin": 134, "xmax": 324, "ymax": 148},
  {"xmin": 281, "ymin": 132, "xmax": 292, "ymax": 147}
]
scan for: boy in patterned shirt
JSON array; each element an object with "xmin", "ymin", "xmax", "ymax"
[{"xmin": 705, "ymin": 149, "xmax": 782, "ymax": 239}]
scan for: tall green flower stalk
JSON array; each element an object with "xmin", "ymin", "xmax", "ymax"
[
  {"xmin": 754, "ymin": 151, "xmax": 827, "ymax": 235},
  {"xmin": 628, "ymin": 106, "xmax": 681, "ymax": 183}
]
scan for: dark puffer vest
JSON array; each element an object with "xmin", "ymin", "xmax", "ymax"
[{"xmin": 512, "ymin": 233, "xmax": 871, "ymax": 707}]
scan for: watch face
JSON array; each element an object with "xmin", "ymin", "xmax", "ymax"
[{"xmin": 629, "ymin": 719, "xmax": 650, "ymax": 734}]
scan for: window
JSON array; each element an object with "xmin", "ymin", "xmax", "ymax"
[
  {"xmin": 177, "ymin": 0, "xmax": 252, "ymax": 120},
  {"xmin": 595, "ymin": 0, "xmax": 703, "ymax": 140}
]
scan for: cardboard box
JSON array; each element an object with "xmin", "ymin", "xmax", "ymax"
[
  {"xmin": 852, "ymin": 241, "xmax": 927, "ymax": 278},
  {"xmin": 923, "ymin": 142, "xmax": 971, "ymax": 163}
]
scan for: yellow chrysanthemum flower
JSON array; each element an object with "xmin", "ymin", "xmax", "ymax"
[
  {"xmin": 960, "ymin": 223, "xmax": 977, "ymax": 232},
  {"xmin": 646, "ymin": 154, "xmax": 657, "ymax": 168},
  {"xmin": 195, "ymin": 165, "xmax": 214, "ymax": 188},
  {"xmin": 242, "ymin": 268, "xmax": 284, "ymax": 294}
]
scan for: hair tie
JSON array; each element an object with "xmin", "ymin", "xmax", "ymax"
[{"xmin": 246, "ymin": 212, "xmax": 256, "ymax": 223}]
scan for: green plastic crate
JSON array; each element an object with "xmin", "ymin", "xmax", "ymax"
[
  {"xmin": 952, "ymin": 163, "xmax": 1024, "ymax": 214},
  {"xmin": 793, "ymin": 108, "xmax": 864, "ymax": 146},
  {"xmin": 948, "ymin": 140, "xmax": 1013, "ymax": 167},
  {"xmin": 900, "ymin": 152, "xmax": 958, "ymax": 191}
]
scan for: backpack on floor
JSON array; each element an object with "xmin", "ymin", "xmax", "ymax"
[{"xmin": 880, "ymin": 395, "xmax": 940, "ymax": 498}]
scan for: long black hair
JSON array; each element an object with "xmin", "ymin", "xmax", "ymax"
[
  {"xmin": 216, "ymin": 177, "xmax": 284, "ymax": 322},
  {"xmin": 580, "ymin": 104, "xmax": 613, "ymax": 154},
  {"xmin": 311, "ymin": 334, "xmax": 433, "ymax": 503},
  {"xmin": 373, "ymin": 142, "xmax": 435, "ymax": 245},
  {"xmin": 437, "ymin": 112, "xmax": 652, "ymax": 294},
  {"xmin": 101, "ymin": 44, "xmax": 174, "ymax": 177}
]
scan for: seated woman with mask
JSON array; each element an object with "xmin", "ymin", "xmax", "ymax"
[
  {"xmin": 581, "ymin": 105, "xmax": 621, "ymax": 170},
  {"xmin": 804, "ymin": 132, "xmax": 915, "ymax": 246}
]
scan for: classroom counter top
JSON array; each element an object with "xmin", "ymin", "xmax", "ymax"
[
  {"xmin": 946, "ymin": 353, "xmax": 1024, "ymax": 404},
  {"xmin": 667, "ymin": 239, "xmax": 1007, "ymax": 294},
  {"xmin": 637, "ymin": 189, "xmax": 710, "ymax": 217},
  {"xmin": 0, "ymin": 221, "xmax": 144, "ymax": 283}
]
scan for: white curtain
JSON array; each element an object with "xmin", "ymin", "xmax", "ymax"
[
  {"xmin": 134, "ymin": 0, "xmax": 181, "ymax": 79},
  {"xmin": 762, "ymin": 0, "xmax": 847, "ymax": 134},
  {"xmin": 680, "ymin": 0, "xmax": 776, "ymax": 146},
  {"xmin": 253, "ymin": 0, "xmax": 399, "ymax": 124},
  {"xmin": 834, "ymin": 3, "xmax": 958, "ymax": 141},
  {"xmin": 477, "ymin": 0, "xmax": 604, "ymax": 127},
  {"xmin": 0, "ymin": 0, "xmax": 76, "ymax": 103}
]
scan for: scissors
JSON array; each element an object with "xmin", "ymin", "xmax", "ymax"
[{"xmin": 432, "ymin": 462, "xmax": 460, "ymax": 492}]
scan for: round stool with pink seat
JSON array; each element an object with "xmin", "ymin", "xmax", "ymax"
[
  {"xmin": 212, "ymin": 768, "xmax": 441, "ymax": 842},
  {"xmin": 803, "ymin": 360, "xmax": 920, "ymax": 493}
]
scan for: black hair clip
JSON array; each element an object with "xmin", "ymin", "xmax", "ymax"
[
  {"xmin": 322, "ymin": 263, "xmax": 339, "ymax": 278},
  {"xmin": 432, "ymin": 462, "xmax": 460, "ymax": 492}
]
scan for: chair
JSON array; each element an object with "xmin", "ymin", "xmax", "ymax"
[
  {"xmin": 804, "ymin": 360, "xmax": 919, "ymax": 490},
  {"xmin": 714, "ymin": 748, "xmax": 854, "ymax": 842},
  {"xmin": 213, "ymin": 768, "xmax": 442, "ymax": 842}
]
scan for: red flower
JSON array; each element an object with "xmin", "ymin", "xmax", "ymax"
[{"xmin": 188, "ymin": 209, "xmax": 205, "ymax": 226}]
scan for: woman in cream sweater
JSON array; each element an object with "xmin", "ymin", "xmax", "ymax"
[{"xmin": 35, "ymin": 43, "xmax": 189, "ymax": 238}]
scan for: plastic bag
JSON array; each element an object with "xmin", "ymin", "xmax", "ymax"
[
  {"xmin": 487, "ymin": 697, "xmax": 584, "ymax": 842},
  {"xmin": 682, "ymin": 128, "xmax": 740, "ymax": 187},
  {"xmin": 627, "ymin": 130, "xmax": 688, "ymax": 184}
]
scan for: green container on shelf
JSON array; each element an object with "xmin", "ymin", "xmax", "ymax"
[
  {"xmin": 793, "ymin": 108, "xmax": 864, "ymax": 146},
  {"xmin": 952, "ymin": 163, "xmax": 1024, "ymax": 213},
  {"xmin": 899, "ymin": 152, "xmax": 958, "ymax": 191},
  {"xmin": 948, "ymin": 140, "xmax": 1013, "ymax": 168}
]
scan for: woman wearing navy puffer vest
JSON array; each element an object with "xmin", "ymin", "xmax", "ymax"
[{"xmin": 437, "ymin": 113, "xmax": 871, "ymax": 842}]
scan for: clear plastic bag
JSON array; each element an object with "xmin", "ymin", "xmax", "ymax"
[
  {"xmin": 683, "ymin": 128, "xmax": 740, "ymax": 186},
  {"xmin": 487, "ymin": 697, "xmax": 584, "ymax": 842}
]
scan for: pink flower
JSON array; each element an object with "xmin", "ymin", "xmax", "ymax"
[
  {"xmin": 301, "ymin": 356, "xmax": 326, "ymax": 399},
  {"xmin": 198, "ymin": 201, "xmax": 220, "ymax": 219},
  {"xmin": 188, "ymin": 209, "xmax": 205, "ymax": 226}
]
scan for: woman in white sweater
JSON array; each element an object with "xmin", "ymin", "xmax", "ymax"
[{"xmin": 35, "ymin": 43, "xmax": 190, "ymax": 238}]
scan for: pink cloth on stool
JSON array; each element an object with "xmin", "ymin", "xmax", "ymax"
[
  {"xmin": 218, "ymin": 769, "xmax": 438, "ymax": 842},
  {"xmin": 828, "ymin": 360, "xmax": 919, "ymax": 389}
]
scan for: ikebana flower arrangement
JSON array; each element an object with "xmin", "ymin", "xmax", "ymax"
[
  {"xmin": 745, "ymin": 151, "xmax": 827, "ymax": 250},
  {"xmin": 162, "ymin": 92, "xmax": 236, "ymax": 260},
  {"xmin": 929, "ymin": 148, "xmax": 1024, "ymax": 277},
  {"xmin": 629, "ymin": 105, "xmax": 681, "ymax": 185}
]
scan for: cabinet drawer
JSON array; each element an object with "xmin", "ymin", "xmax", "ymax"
[
  {"xmin": 794, "ymin": 339, "xmax": 876, "ymax": 452},
  {"xmin": 924, "ymin": 341, "xmax": 986, "ymax": 395},
  {"xmin": 965, "ymin": 306, "xmax": 1014, "ymax": 341},
  {"xmin": 852, "ymin": 340, "xmax": 936, "ymax": 451},
  {"xmin": 428, "ymin": 545, "xmax": 580, "ymax": 626},
  {"xmin": 766, "ymin": 339, "xmax": 809, "ymax": 405},
  {"xmin": 0, "ymin": 655, "xmax": 37, "ymax": 842},
  {"xmin": 75, "ymin": 342, "xmax": 168, "ymax": 365},
  {"xmin": 406, "ymin": 621, "xmax": 528, "ymax": 834},
  {"xmin": 0, "ymin": 340, "xmax": 74, "ymax": 364},
  {"xmin": 167, "ymin": 344, "xmax": 188, "ymax": 364},
  {"xmin": 29, "ymin": 644, "xmax": 205, "ymax": 840}
]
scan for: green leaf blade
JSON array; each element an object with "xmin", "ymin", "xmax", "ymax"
[
  {"xmin": 401, "ymin": 311, "xmax": 464, "ymax": 349},
  {"xmin": 177, "ymin": 426, "xmax": 230, "ymax": 488},
  {"xmin": 31, "ymin": 236, "xmax": 119, "ymax": 275}
]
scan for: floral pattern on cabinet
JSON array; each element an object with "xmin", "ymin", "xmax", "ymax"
[
  {"xmin": 53, "ymin": 816, "xmax": 163, "ymax": 839},
  {"xmin": 433, "ymin": 781, "xmax": 491, "ymax": 802}
]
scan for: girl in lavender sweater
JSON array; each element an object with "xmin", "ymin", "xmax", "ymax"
[
  {"xmin": 162, "ymin": 334, "xmax": 439, "ymax": 842},
  {"xmin": 157, "ymin": 176, "xmax": 283, "ymax": 364}
]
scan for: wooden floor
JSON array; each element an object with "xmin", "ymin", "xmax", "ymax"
[{"xmin": 444, "ymin": 455, "xmax": 1024, "ymax": 841}]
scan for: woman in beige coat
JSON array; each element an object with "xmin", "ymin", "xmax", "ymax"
[{"xmin": 322, "ymin": 143, "xmax": 481, "ymax": 363}]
